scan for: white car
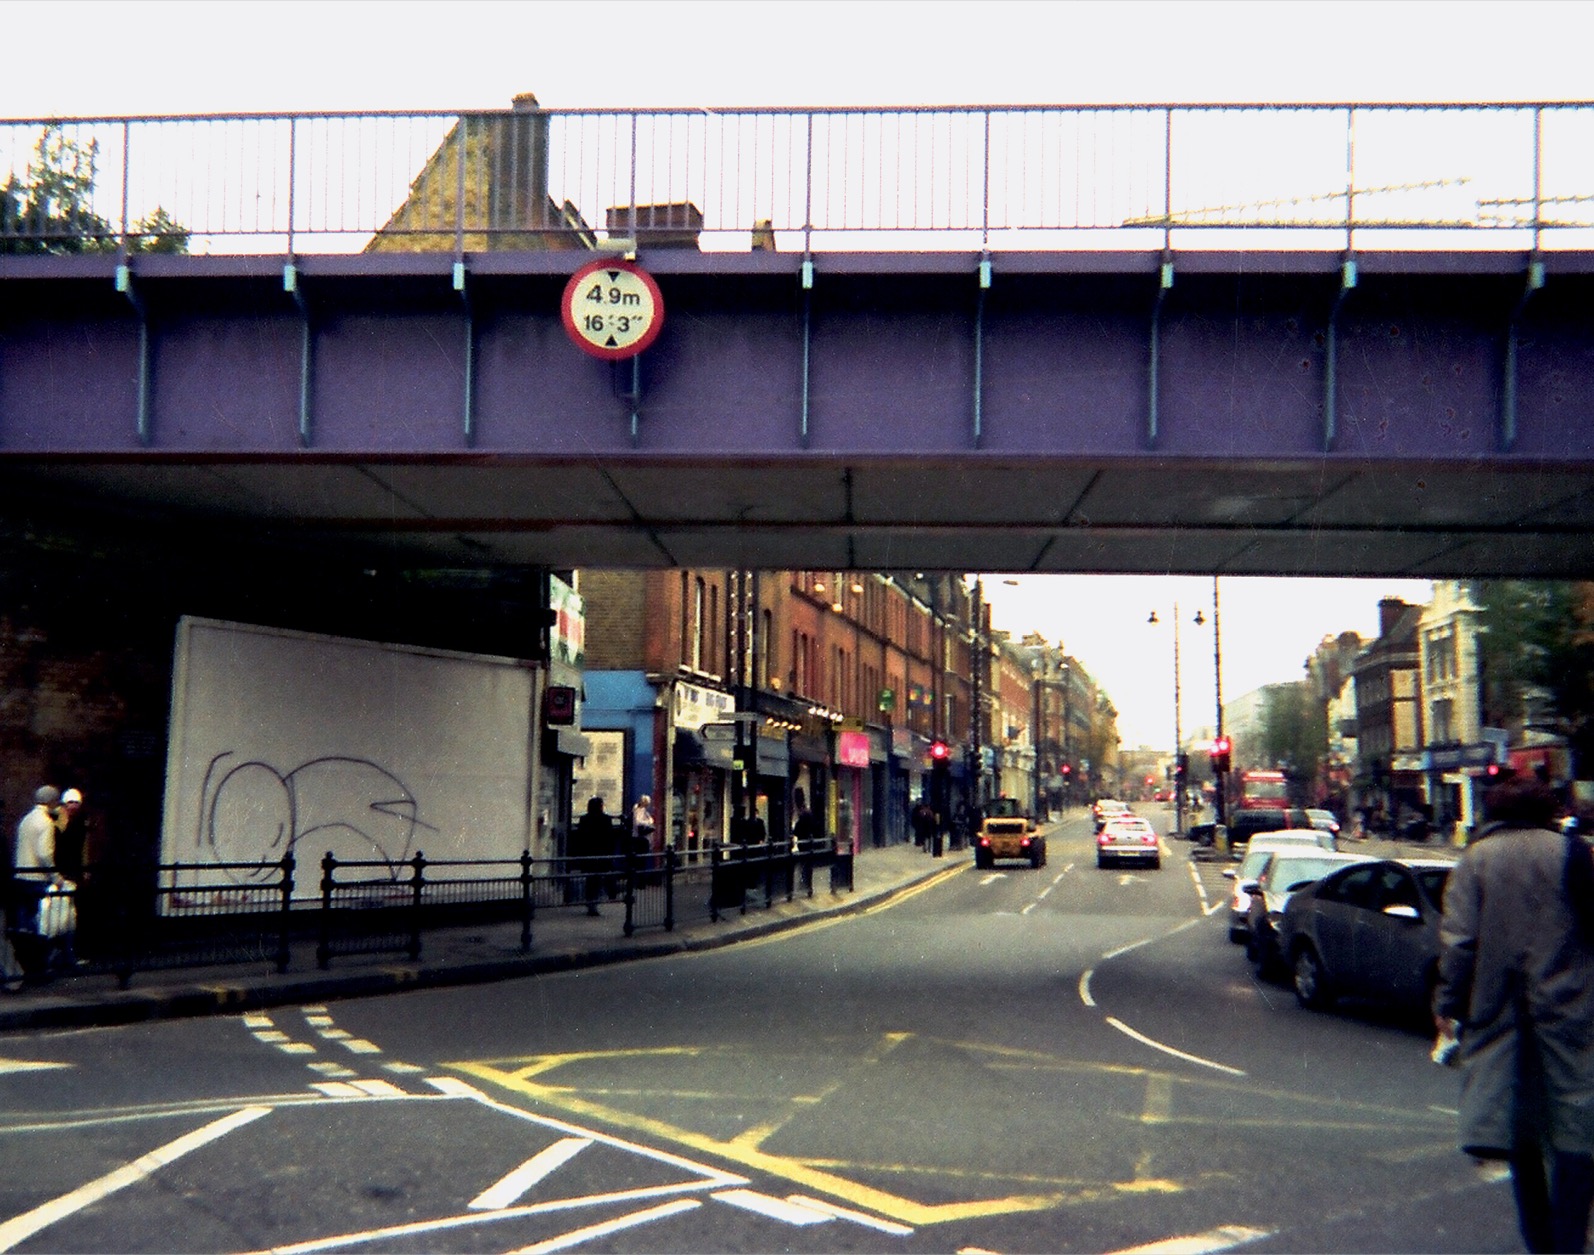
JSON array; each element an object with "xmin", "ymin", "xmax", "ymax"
[
  {"xmin": 1223, "ymin": 833, "xmax": 1331, "ymax": 943},
  {"xmin": 1097, "ymin": 815, "xmax": 1162, "ymax": 869},
  {"xmin": 1245, "ymin": 848, "xmax": 1374, "ymax": 979}
]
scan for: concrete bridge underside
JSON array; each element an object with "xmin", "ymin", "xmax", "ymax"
[{"xmin": 1, "ymin": 249, "xmax": 1592, "ymax": 578}]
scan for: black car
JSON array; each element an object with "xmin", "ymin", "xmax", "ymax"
[
  {"xmin": 1277, "ymin": 858, "xmax": 1455, "ymax": 1014},
  {"xmin": 1226, "ymin": 807, "xmax": 1315, "ymax": 854}
]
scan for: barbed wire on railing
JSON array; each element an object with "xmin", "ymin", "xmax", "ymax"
[{"xmin": 1, "ymin": 103, "xmax": 1591, "ymax": 254}]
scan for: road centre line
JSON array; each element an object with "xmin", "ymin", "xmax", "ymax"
[
  {"xmin": 0, "ymin": 1105, "xmax": 271, "ymax": 1252},
  {"xmin": 1186, "ymin": 861, "xmax": 1212, "ymax": 913}
]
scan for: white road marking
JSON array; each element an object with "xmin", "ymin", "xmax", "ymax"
[
  {"xmin": 1109, "ymin": 1223, "xmax": 1273, "ymax": 1253},
  {"xmin": 276, "ymin": 1042, "xmax": 317, "ymax": 1055},
  {"xmin": 469, "ymin": 1138, "xmax": 593, "ymax": 1210},
  {"xmin": 311, "ymin": 1082, "xmax": 366, "ymax": 1098},
  {"xmin": 316, "ymin": 1028, "xmax": 352, "ymax": 1040},
  {"xmin": 307, "ymin": 1062, "xmax": 357, "ymax": 1078},
  {"xmin": 1021, "ymin": 902, "xmax": 1038, "ymax": 915},
  {"xmin": 351, "ymin": 1080, "xmax": 405, "ymax": 1097},
  {"xmin": 507, "ymin": 1198, "xmax": 701, "ymax": 1253},
  {"xmin": 304, "ymin": 1015, "xmax": 334, "ymax": 1027},
  {"xmin": 1105, "ymin": 1017, "xmax": 1246, "ymax": 1077},
  {"xmin": 242, "ymin": 1013, "xmax": 274, "ymax": 1029},
  {"xmin": 252, "ymin": 1030, "xmax": 289, "ymax": 1043},
  {"xmin": 340, "ymin": 1039, "xmax": 381, "ymax": 1055},
  {"xmin": 1186, "ymin": 861, "xmax": 1213, "ymax": 913},
  {"xmin": 0, "ymin": 1106, "xmax": 270, "ymax": 1252},
  {"xmin": 979, "ymin": 873, "xmax": 1004, "ymax": 886},
  {"xmin": 711, "ymin": 1189, "xmax": 833, "ymax": 1225},
  {"xmin": 382, "ymin": 1061, "xmax": 428, "ymax": 1075},
  {"xmin": 788, "ymin": 1194, "xmax": 914, "ymax": 1234},
  {"xmin": 0, "ymin": 1058, "xmax": 69, "ymax": 1076},
  {"xmin": 1079, "ymin": 968, "xmax": 1096, "ymax": 1007}
]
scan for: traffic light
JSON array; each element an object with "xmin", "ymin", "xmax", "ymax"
[
  {"xmin": 929, "ymin": 739, "xmax": 950, "ymax": 764},
  {"xmin": 1176, "ymin": 752, "xmax": 1189, "ymax": 782},
  {"xmin": 1209, "ymin": 736, "xmax": 1232, "ymax": 774}
]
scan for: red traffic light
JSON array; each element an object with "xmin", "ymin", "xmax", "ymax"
[
  {"xmin": 929, "ymin": 740, "xmax": 950, "ymax": 761},
  {"xmin": 1061, "ymin": 763, "xmax": 1071, "ymax": 775}
]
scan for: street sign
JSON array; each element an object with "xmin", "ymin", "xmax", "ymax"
[{"xmin": 561, "ymin": 258, "xmax": 664, "ymax": 360}]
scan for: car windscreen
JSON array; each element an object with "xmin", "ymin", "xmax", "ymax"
[{"xmin": 1268, "ymin": 856, "xmax": 1353, "ymax": 890}]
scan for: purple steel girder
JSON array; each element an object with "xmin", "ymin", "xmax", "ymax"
[{"xmin": 1, "ymin": 248, "xmax": 1592, "ymax": 577}]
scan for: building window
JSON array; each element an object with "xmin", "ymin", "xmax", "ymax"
[{"xmin": 692, "ymin": 577, "xmax": 705, "ymax": 672}]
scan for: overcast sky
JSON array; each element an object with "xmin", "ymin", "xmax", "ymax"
[
  {"xmin": 3, "ymin": 0, "xmax": 1574, "ymax": 747},
  {"xmin": 3, "ymin": 1, "xmax": 1588, "ymax": 117}
]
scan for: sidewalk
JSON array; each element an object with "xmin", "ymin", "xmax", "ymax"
[{"xmin": 0, "ymin": 842, "xmax": 969, "ymax": 1034}]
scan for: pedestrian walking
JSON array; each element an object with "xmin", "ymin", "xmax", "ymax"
[
  {"xmin": 911, "ymin": 800, "xmax": 936, "ymax": 849},
  {"xmin": 791, "ymin": 789, "xmax": 818, "ymax": 849},
  {"xmin": 572, "ymin": 797, "xmax": 615, "ymax": 915},
  {"xmin": 10, "ymin": 786, "xmax": 66, "ymax": 980},
  {"xmin": 1435, "ymin": 774, "xmax": 1594, "ymax": 1254}
]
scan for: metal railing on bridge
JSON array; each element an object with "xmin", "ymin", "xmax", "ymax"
[
  {"xmin": 2, "ymin": 102, "xmax": 1591, "ymax": 257},
  {"xmin": 0, "ymin": 835, "xmax": 852, "ymax": 989}
]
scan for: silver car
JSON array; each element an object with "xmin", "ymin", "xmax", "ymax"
[
  {"xmin": 1277, "ymin": 858, "xmax": 1455, "ymax": 1014},
  {"xmin": 1245, "ymin": 848, "xmax": 1373, "ymax": 979},
  {"xmin": 1096, "ymin": 815, "xmax": 1162, "ymax": 869}
]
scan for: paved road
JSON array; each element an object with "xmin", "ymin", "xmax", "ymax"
[{"xmin": 0, "ymin": 812, "xmax": 1517, "ymax": 1253}]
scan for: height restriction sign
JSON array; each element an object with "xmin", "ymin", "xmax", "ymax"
[{"xmin": 561, "ymin": 258, "xmax": 664, "ymax": 360}]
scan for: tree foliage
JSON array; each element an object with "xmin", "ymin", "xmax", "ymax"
[
  {"xmin": 1473, "ymin": 580, "xmax": 1594, "ymax": 773},
  {"xmin": 1258, "ymin": 681, "xmax": 1328, "ymax": 787},
  {"xmin": 1, "ymin": 126, "xmax": 188, "ymax": 255}
]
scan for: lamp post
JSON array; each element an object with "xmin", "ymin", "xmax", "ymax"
[
  {"xmin": 1147, "ymin": 603, "xmax": 1199, "ymax": 839},
  {"xmin": 1211, "ymin": 575, "xmax": 1227, "ymax": 827}
]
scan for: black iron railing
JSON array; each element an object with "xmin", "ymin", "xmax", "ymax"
[{"xmin": 0, "ymin": 837, "xmax": 855, "ymax": 989}]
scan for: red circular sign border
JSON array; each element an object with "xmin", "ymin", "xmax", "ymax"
[{"xmin": 561, "ymin": 258, "xmax": 666, "ymax": 361}]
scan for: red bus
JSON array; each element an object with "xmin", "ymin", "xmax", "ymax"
[{"xmin": 1239, "ymin": 770, "xmax": 1289, "ymax": 809}]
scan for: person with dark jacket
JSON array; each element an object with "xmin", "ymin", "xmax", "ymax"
[
  {"xmin": 572, "ymin": 798, "xmax": 615, "ymax": 916},
  {"xmin": 1435, "ymin": 775, "xmax": 1594, "ymax": 1253}
]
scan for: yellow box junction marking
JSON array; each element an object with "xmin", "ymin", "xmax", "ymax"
[{"xmin": 446, "ymin": 1032, "xmax": 1455, "ymax": 1229}]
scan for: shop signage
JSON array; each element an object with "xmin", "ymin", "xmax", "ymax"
[
  {"xmin": 1423, "ymin": 743, "xmax": 1499, "ymax": 772},
  {"xmin": 838, "ymin": 730, "xmax": 871, "ymax": 769},
  {"xmin": 675, "ymin": 681, "xmax": 734, "ymax": 731}
]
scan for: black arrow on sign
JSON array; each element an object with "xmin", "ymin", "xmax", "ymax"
[{"xmin": 605, "ymin": 337, "xmax": 618, "ymax": 347}]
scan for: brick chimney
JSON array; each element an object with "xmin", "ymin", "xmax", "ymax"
[{"xmin": 1378, "ymin": 598, "xmax": 1407, "ymax": 637}]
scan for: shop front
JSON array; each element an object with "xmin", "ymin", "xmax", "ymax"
[
  {"xmin": 671, "ymin": 679, "xmax": 736, "ymax": 862},
  {"xmin": 789, "ymin": 726, "xmax": 832, "ymax": 847},
  {"xmin": 835, "ymin": 729, "xmax": 871, "ymax": 855}
]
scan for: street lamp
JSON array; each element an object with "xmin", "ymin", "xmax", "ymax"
[
  {"xmin": 1147, "ymin": 604, "xmax": 1195, "ymax": 839},
  {"xmin": 1210, "ymin": 576, "xmax": 1227, "ymax": 826}
]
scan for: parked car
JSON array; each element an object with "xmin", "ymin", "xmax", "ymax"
[
  {"xmin": 1245, "ymin": 848, "xmax": 1373, "ymax": 978},
  {"xmin": 1227, "ymin": 807, "xmax": 1316, "ymax": 855},
  {"xmin": 1097, "ymin": 815, "xmax": 1162, "ymax": 869},
  {"xmin": 1278, "ymin": 858, "xmax": 1455, "ymax": 1014},
  {"xmin": 1305, "ymin": 808, "xmax": 1341, "ymax": 838},
  {"xmin": 1224, "ymin": 833, "xmax": 1334, "ymax": 943}
]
